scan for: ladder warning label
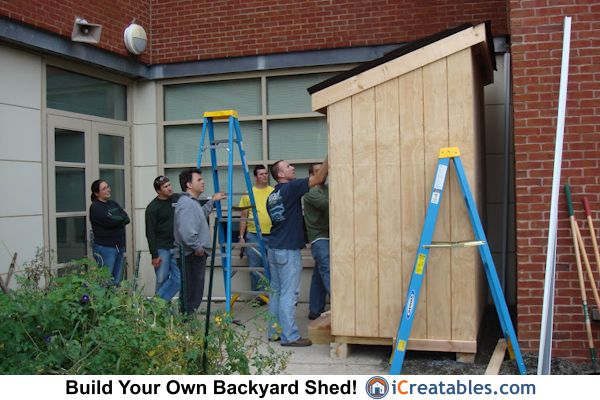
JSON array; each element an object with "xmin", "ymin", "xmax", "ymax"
[
  {"xmin": 434, "ymin": 164, "xmax": 447, "ymax": 190},
  {"xmin": 415, "ymin": 254, "xmax": 426, "ymax": 274},
  {"xmin": 431, "ymin": 191, "xmax": 440, "ymax": 204},
  {"xmin": 396, "ymin": 339, "xmax": 406, "ymax": 351}
]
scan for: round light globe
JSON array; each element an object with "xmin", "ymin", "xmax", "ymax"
[{"xmin": 124, "ymin": 23, "xmax": 147, "ymax": 55}]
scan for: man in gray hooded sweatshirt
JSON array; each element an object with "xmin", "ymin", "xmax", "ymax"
[{"xmin": 174, "ymin": 168, "xmax": 226, "ymax": 314}]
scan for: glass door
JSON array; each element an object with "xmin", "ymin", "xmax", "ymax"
[
  {"xmin": 47, "ymin": 115, "xmax": 92, "ymax": 263},
  {"xmin": 92, "ymin": 122, "xmax": 132, "ymax": 274}
]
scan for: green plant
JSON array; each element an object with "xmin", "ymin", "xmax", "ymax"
[{"xmin": 0, "ymin": 257, "xmax": 289, "ymax": 374}]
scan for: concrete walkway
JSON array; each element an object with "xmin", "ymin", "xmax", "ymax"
[{"xmin": 209, "ymin": 300, "xmax": 392, "ymax": 375}]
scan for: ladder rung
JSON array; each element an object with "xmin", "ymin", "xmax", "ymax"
[
  {"xmin": 230, "ymin": 289, "xmax": 268, "ymax": 295},
  {"xmin": 231, "ymin": 267, "xmax": 266, "ymax": 272},
  {"xmin": 216, "ymin": 217, "xmax": 250, "ymax": 222},
  {"xmin": 219, "ymin": 242, "xmax": 258, "ymax": 249},
  {"xmin": 231, "ymin": 206, "xmax": 252, "ymax": 211},
  {"xmin": 212, "ymin": 139, "xmax": 239, "ymax": 145},
  {"xmin": 423, "ymin": 240, "xmax": 485, "ymax": 249}
]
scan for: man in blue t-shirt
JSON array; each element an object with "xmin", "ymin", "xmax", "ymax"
[{"xmin": 266, "ymin": 158, "xmax": 328, "ymax": 347}]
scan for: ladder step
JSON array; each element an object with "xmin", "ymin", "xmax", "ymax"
[
  {"xmin": 218, "ymin": 242, "xmax": 258, "ymax": 249},
  {"xmin": 231, "ymin": 205, "xmax": 252, "ymax": 211},
  {"xmin": 211, "ymin": 139, "xmax": 239, "ymax": 145},
  {"xmin": 230, "ymin": 289, "xmax": 268, "ymax": 296},
  {"xmin": 217, "ymin": 217, "xmax": 251, "ymax": 222},
  {"xmin": 231, "ymin": 267, "xmax": 267, "ymax": 272},
  {"xmin": 203, "ymin": 110, "xmax": 238, "ymax": 119},
  {"xmin": 423, "ymin": 240, "xmax": 485, "ymax": 248}
]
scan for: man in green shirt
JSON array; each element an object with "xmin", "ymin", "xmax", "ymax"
[
  {"xmin": 145, "ymin": 176, "xmax": 180, "ymax": 301},
  {"xmin": 303, "ymin": 163, "xmax": 330, "ymax": 320}
]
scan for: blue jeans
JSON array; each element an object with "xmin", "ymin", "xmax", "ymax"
[
  {"xmin": 245, "ymin": 232, "xmax": 269, "ymax": 291},
  {"xmin": 267, "ymin": 248, "xmax": 302, "ymax": 343},
  {"xmin": 309, "ymin": 239, "xmax": 330, "ymax": 317},
  {"xmin": 93, "ymin": 243, "xmax": 125, "ymax": 285},
  {"xmin": 155, "ymin": 248, "xmax": 181, "ymax": 301}
]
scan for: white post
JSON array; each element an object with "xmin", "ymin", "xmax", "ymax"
[{"xmin": 538, "ymin": 16, "xmax": 572, "ymax": 375}]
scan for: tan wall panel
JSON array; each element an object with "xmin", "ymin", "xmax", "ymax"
[
  {"xmin": 328, "ymin": 98, "xmax": 356, "ymax": 336},
  {"xmin": 398, "ymin": 69, "xmax": 427, "ymax": 339},
  {"xmin": 375, "ymin": 79, "xmax": 402, "ymax": 337},
  {"xmin": 423, "ymin": 58, "xmax": 452, "ymax": 339},
  {"xmin": 351, "ymin": 88, "xmax": 379, "ymax": 337},
  {"xmin": 447, "ymin": 48, "xmax": 479, "ymax": 340}
]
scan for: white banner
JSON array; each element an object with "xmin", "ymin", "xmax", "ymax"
[{"xmin": 0, "ymin": 375, "xmax": 596, "ymax": 399}]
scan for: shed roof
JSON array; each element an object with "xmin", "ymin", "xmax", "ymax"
[{"xmin": 309, "ymin": 22, "xmax": 495, "ymax": 112}]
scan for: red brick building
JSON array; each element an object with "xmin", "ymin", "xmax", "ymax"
[{"xmin": 1, "ymin": 0, "xmax": 598, "ymax": 362}]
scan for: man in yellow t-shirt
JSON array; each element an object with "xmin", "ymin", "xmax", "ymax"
[{"xmin": 238, "ymin": 165, "xmax": 274, "ymax": 294}]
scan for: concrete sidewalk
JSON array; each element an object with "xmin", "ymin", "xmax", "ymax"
[{"xmin": 210, "ymin": 300, "xmax": 391, "ymax": 375}]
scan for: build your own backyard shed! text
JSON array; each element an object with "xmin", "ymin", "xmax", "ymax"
[{"xmin": 66, "ymin": 379, "xmax": 357, "ymax": 397}]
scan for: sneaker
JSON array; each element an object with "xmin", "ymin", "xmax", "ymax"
[
  {"xmin": 268, "ymin": 336, "xmax": 280, "ymax": 342},
  {"xmin": 281, "ymin": 337, "xmax": 312, "ymax": 347}
]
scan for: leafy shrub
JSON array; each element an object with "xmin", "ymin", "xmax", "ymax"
[{"xmin": 0, "ymin": 257, "xmax": 288, "ymax": 374}]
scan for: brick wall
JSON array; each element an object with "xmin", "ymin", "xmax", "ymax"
[
  {"xmin": 0, "ymin": 0, "xmax": 151, "ymax": 62},
  {"xmin": 510, "ymin": 0, "xmax": 600, "ymax": 361},
  {"xmin": 150, "ymin": 0, "xmax": 508, "ymax": 63},
  {"xmin": 1, "ymin": 0, "xmax": 507, "ymax": 64}
]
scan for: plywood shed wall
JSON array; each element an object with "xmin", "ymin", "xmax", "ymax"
[{"xmin": 309, "ymin": 23, "xmax": 494, "ymax": 353}]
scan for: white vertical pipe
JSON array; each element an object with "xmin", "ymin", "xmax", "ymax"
[{"xmin": 538, "ymin": 16, "xmax": 572, "ymax": 375}]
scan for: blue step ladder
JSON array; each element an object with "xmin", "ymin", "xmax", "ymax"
[
  {"xmin": 197, "ymin": 110, "xmax": 269, "ymax": 313},
  {"xmin": 389, "ymin": 147, "xmax": 526, "ymax": 375}
]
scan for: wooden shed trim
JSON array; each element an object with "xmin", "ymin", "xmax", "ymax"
[{"xmin": 311, "ymin": 23, "xmax": 491, "ymax": 112}]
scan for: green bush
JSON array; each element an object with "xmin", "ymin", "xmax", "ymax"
[{"xmin": 0, "ymin": 256, "xmax": 288, "ymax": 374}]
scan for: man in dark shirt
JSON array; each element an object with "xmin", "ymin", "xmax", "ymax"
[
  {"xmin": 145, "ymin": 176, "xmax": 180, "ymax": 301},
  {"xmin": 266, "ymin": 158, "xmax": 328, "ymax": 347},
  {"xmin": 303, "ymin": 163, "xmax": 330, "ymax": 320}
]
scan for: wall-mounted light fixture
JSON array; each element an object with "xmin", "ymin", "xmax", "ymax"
[
  {"xmin": 124, "ymin": 23, "xmax": 147, "ymax": 55},
  {"xmin": 71, "ymin": 17, "xmax": 102, "ymax": 44}
]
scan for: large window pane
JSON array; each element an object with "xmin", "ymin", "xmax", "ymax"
[
  {"xmin": 100, "ymin": 169, "xmax": 125, "ymax": 207},
  {"xmin": 55, "ymin": 129, "xmax": 85, "ymax": 163},
  {"xmin": 56, "ymin": 216, "xmax": 87, "ymax": 263},
  {"xmin": 56, "ymin": 167, "xmax": 85, "ymax": 212},
  {"xmin": 267, "ymin": 73, "xmax": 337, "ymax": 115},
  {"xmin": 99, "ymin": 134, "xmax": 124, "ymax": 165},
  {"xmin": 165, "ymin": 121, "xmax": 262, "ymax": 165},
  {"xmin": 164, "ymin": 79, "xmax": 261, "ymax": 121},
  {"xmin": 47, "ymin": 66, "xmax": 126, "ymax": 120},
  {"xmin": 268, "ymin": 118, "xmax": 327, "ymax": 160}
]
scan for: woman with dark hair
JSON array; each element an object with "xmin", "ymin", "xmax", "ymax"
[{"xmin": 89, "ymin": 179, "xmax": 130, "ymax": 284}]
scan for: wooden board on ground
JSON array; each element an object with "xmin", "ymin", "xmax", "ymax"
[
  {"xmin": 485, "ymin": 339, "xmax": 507, "ymax": 375},
  {"xmin": 308, "ymin": 312, "xmax": 332, "ymax": 345},
  {"xmin": 329, "ymin": 335, "xmax": 476, "ymax": 360}
]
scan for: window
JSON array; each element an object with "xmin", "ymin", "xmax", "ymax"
[
  {"xmin": 162, "ymin": 70, "xmax": 341, "ymax": 200},
  {"xmin": 47, "ymin": 66, "xmax": 127, "ymax": 120}
]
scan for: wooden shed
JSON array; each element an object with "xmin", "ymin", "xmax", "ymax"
[{"xmin": 308, "ymin": 23, "xmax": 495, "ymax": 356}]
